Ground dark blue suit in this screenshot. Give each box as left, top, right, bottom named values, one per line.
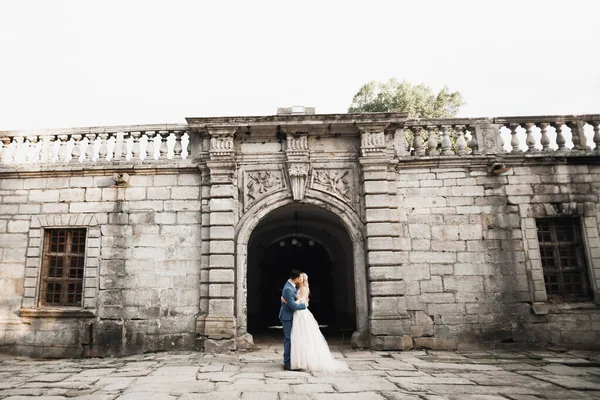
left=279, top=280, right=307, bottom=366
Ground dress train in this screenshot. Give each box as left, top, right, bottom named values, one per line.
left=290, top=309, right=348, bottom=372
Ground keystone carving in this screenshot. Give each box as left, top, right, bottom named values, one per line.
left=287, top=163, right=310, bottom=201
left=312, top=169, right=352, bottom=202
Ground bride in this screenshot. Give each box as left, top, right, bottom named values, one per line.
left=284, top=273, right=348, bottom=372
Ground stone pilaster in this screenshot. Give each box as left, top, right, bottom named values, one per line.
left=203, top=126, right=238, bottom=353
left=358, top=123, right=411, bottom=350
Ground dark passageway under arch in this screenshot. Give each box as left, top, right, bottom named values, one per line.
left=246, top=205, right=356, bottom=338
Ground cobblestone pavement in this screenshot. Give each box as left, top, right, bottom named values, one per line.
left=1, top=339, right=600, bottom=400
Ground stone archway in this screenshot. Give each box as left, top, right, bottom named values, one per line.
left=235, top=189, right=369, bottom=348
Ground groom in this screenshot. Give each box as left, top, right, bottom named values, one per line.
left=279, top=269, right=307, bottom=370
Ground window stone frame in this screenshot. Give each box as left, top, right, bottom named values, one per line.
left=522, top=202, right=600, bottom=314
left=21, top=214, right=100, bottom=317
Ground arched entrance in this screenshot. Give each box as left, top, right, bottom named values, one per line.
left=247, top=205, right=355, bottom=336
left=234, top=190, right=369, bottom=348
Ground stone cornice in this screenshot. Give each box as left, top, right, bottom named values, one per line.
left=186, top=112, right=409, bottom=130
left=0, top=162, right=199, bottom=178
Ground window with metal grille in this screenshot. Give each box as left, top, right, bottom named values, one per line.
left=536, top=217, right=591, bottom=302
left=40, top=228, right=86, bottom=306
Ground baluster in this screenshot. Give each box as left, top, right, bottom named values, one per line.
left=85, top=133, right=96, bottom=161
left=158, top=130, right=169, bottom=159
left=42, top=135, right=55, bottom=163
left=166, top=132, right=176, bottom=159
left=27, top=136, right=39, bottom=163
left=524, top=123, right=538, bottom=152
left=440, top=125, right=453, bottom=155
left=539, top=123, right=551, bottom=152
left=56, top=135, right=69, bottom=162
left=553, top=122, right=566, bottom=151
left=454, top=125, right=468, bottom=155
left=151, top=132, right=161, bottom=160
left=567, top=121, right=589, bottom=151
left=426, top=125, right=439, bottom=156
left=497, top=125, right=506, bottom=152
left=131, top=132, right=141, bottom=161
left=145, top=131, right=156, bottom=160
left=138, top=132, right=148, bottom=161
left=467, top=126, right=479, bottom=155
left=411, top=127, right=425, bottom=156
left=98, top=133, right=109, bottom=161
left=173, top=131, right=183, bottom=158
left=507, top=123, right=521, bottom=153
left=566, top=121, right=581, bottom=151
left=591, top=121, right=600, bottom=153
left=113, top=132, right=124, bottom=161
left=71, top=134, right=82, bottom=162
left=12, top=137, right=25, bottom=164
left=0, top=137, right=11, bottom=164
left=181, top=132, right=190, bottom=159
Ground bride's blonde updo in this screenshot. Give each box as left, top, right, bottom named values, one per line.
left=301, top=273, right=310, bottom=292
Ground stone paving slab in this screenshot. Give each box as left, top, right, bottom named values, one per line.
left=1, top=344, right=600, bottom=399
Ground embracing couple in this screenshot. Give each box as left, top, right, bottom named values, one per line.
left=278, top=269, right=348, bottom=372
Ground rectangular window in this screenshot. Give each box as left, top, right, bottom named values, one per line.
left=536, top=217, right=591, bottom=302
left=40, top=228, right=86, bottom=306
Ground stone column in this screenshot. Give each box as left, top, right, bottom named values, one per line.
left=358, top=123, right=411, bottom=350
left=203, top=126, right=238, bottom=353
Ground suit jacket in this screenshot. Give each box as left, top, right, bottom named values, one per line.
left=278, top=280, right=307, bottom=321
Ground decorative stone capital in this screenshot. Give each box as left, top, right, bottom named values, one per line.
left=285, top=132, right=309, bottom=158
left=358, top=123, right=388, bottom=156
left=207, top=126, right=236, bottom=160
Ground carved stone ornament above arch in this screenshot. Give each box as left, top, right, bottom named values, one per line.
left=243, top=168, right=286, bottom=210
left=311, top=168, right=354, bottom=205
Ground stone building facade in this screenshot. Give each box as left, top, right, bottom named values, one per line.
left=0, top=111, right=599, bottom=358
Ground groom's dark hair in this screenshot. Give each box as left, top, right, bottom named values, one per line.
left=290, top=269, right=302, bottom=280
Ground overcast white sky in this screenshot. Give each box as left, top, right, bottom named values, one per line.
left=1, top=0, right=599, bottom=130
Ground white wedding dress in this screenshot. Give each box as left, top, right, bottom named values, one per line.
left=290, top=287, right=348, bottom=372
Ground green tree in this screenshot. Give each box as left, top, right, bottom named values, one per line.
left=348, top=78, right=464, bottom=118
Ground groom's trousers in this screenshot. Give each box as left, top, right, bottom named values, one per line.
left=281, top=319, right=293, bottom=366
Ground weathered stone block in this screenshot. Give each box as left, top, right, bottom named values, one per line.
left=367, top=237, right=394, bottom=251
left=370, top=281, right=405, bottom=296
left=209, top=254, right=234, bottom=268
left=414, top=337, right=457, bottom=350
left=364, top=181, right=389, bottom=194
left=209, top=240, right=234, bottom=254
left=210, top=226, right=234, bottom=240
left=172, top=186, right=200, bottom=200
left=366, top=209, right=391, bottom=223
left=209, top=284, right=234, bottom=298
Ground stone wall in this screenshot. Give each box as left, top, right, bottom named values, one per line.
left=381, top=162, right=600, bottom=350
left=0, top=170, right=203, bottom=357
left=1, top=113, right=599, bottom=357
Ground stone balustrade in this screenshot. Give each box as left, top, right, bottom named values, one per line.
left=403, top=119, right=482, bottom=157
left=0, top=124, right=190, bottom=165
left=495, top=115, right=600, bottom=154
left=403, top=114, right=600, bottom=157
left=1, top=115, right=598, bottom=166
